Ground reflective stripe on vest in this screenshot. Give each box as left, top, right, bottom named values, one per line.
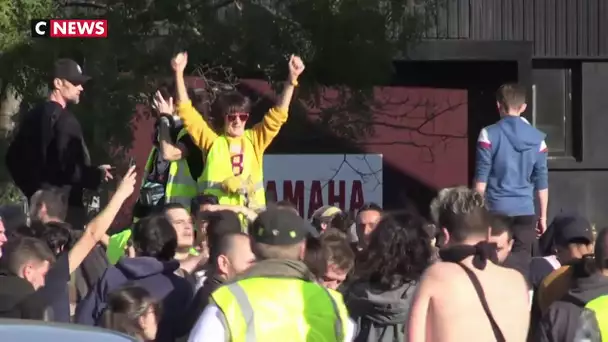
left=198, top=131, right=266, bottom=209
left=144, top=129, right=198, bottom=210
left=585, top=295, right=608, bottom=339
left=212, top=278, right=348, bottom=341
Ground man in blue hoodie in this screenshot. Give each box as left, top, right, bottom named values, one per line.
left=75, top=214, right=193, bottom=341
left=475, top=83, right=549, bottom=259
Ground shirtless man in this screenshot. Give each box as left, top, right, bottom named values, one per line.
left=408, top=187, right=530, bottom=342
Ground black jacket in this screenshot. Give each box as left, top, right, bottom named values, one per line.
left=182, top=272, right=224, bottom=335
left=7, top=101, right=101, bottom=204
left=535, top=273, right=608, bottom=342
left=0, top=273, right=47, bottom=319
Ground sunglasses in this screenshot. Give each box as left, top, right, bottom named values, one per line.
left=226, top=113, right=249, bottom=122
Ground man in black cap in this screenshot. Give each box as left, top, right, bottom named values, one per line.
left=188, top=208, right=355, bottom=341
left=6, top=58, right=113, bottom=230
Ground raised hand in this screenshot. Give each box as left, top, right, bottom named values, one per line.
left=115, top=165, right=137, bottom=200
left=98, top=164, right=114, bottom=182
left=288, top=55, right=305, bottom=82
left=171, top=52, right=188, bottom=74
left=152, top=91, right=174, bottom=114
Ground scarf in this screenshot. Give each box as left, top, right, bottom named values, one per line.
left=439, top=241, right=499, bottom=270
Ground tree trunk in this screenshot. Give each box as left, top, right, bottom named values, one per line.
left=0, top=85, right=21, bottom=137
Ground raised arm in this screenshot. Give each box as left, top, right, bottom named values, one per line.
left=67, top=166, right=137, bottom=274
left=251, top=55, right=305, bottom=152
left=152, top=91, right=187, bottom=161
left=172, top=52, right=218, bottom=151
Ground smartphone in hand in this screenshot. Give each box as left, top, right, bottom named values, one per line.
left=129, top=157, right=136, bottom=168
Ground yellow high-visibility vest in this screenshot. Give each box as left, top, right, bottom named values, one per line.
left=212, top=277, right=350, bottom=341
left=143, top=129, right=198, bottom=210
left=198, top=130, right=265, bottom=209
left=582, top=295, right=608, bottom=340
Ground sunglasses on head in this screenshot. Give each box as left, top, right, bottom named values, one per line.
left=226, top=113, right=249, bottom=122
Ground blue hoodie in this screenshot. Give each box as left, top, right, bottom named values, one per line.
left=75, top=257, right=193, bottom=342
left=475, top=116, right=548, bottom=216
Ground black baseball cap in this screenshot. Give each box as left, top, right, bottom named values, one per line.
left=249, top=208, right=319, bottom=245
left=553, top=214, right=594, bottom=246
left=52, top=59, right=91, bottom=85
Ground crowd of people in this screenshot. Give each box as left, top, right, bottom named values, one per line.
left=0, top=50, right=606, bottom=342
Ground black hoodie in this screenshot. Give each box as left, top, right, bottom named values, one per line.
left=536, top=273, right=608, bottom=342
left=344, top=281, right=417, bottom=342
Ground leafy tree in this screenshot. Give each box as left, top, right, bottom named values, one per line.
left=0, top=0, right=439, bottom=205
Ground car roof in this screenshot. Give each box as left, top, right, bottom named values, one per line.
left=0, top=319, right=137, bottom=342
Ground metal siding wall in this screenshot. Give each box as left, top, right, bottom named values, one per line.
left=425, top=0, right=608, bottom=58
left=601, top=0, right=608, bottom=55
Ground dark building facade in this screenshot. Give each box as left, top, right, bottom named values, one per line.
left=398, top=0, right=608, bottom=225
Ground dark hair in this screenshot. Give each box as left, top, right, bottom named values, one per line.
left=354, top=213, right=431, bottom=289
left=357, top=203, right=383, bottom=217
left=131, top=214, right=177, bottom=261
left=423, top=222, right=438, bottom=240
left=0, top=205, right=27, bottom=234
left=163, top=203, right=187, bottom=213
left=208, top=232, right=249, bottom=269
left=10, top=224, right=36, bottom=239
left=595, top=227, right=608, bottom=269
left=162, top=203, right=188, bottom=221
left=490, top=213, right=513, bottom=239
left=321, top=229, right=355, bottom=273
left=275, top=200, right=298, bottom=213
left=30, top=187, right=69, bottom=221
left=204, top=210, right=242, bottom=238
left=304, top=237, right=328, bottom=280
left=193, top=194, right=219, bottom=207
left=101, top=285, right=159, bottom=338
left=496, top=83, right=527, bottom=112
left=29, top=221, right=72, bottom=255
left=211, top=91, right=251, bottom=119
left=322, top=227, right=348, bottom=241
left=192, top=195, right=219, bottom=216
left=0, top=237, right=56, bottom=275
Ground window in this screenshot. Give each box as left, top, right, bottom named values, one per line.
left=532, top=68, right=572, bottom=156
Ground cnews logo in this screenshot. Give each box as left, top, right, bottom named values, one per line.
left=31, top=19, right=107, bottom=38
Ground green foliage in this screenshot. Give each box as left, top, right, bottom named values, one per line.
left=0, top=181, right=25, bottom=205
left=177, top=0, right=440, bottom=140
left=0, top=0, right=55, bottom=51
left=0, top=0, right=440, bottom=164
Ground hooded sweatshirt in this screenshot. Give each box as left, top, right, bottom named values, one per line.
left=75, top=257, right=193, bottom=342
left=344, top=281, right=416, bottom=342
left=536, top=273, right=608, bottom=342
left=475, top=116, right=548, bottom=216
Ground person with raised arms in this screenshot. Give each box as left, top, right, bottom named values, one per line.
left=171, top=52, right=305, bottom=210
